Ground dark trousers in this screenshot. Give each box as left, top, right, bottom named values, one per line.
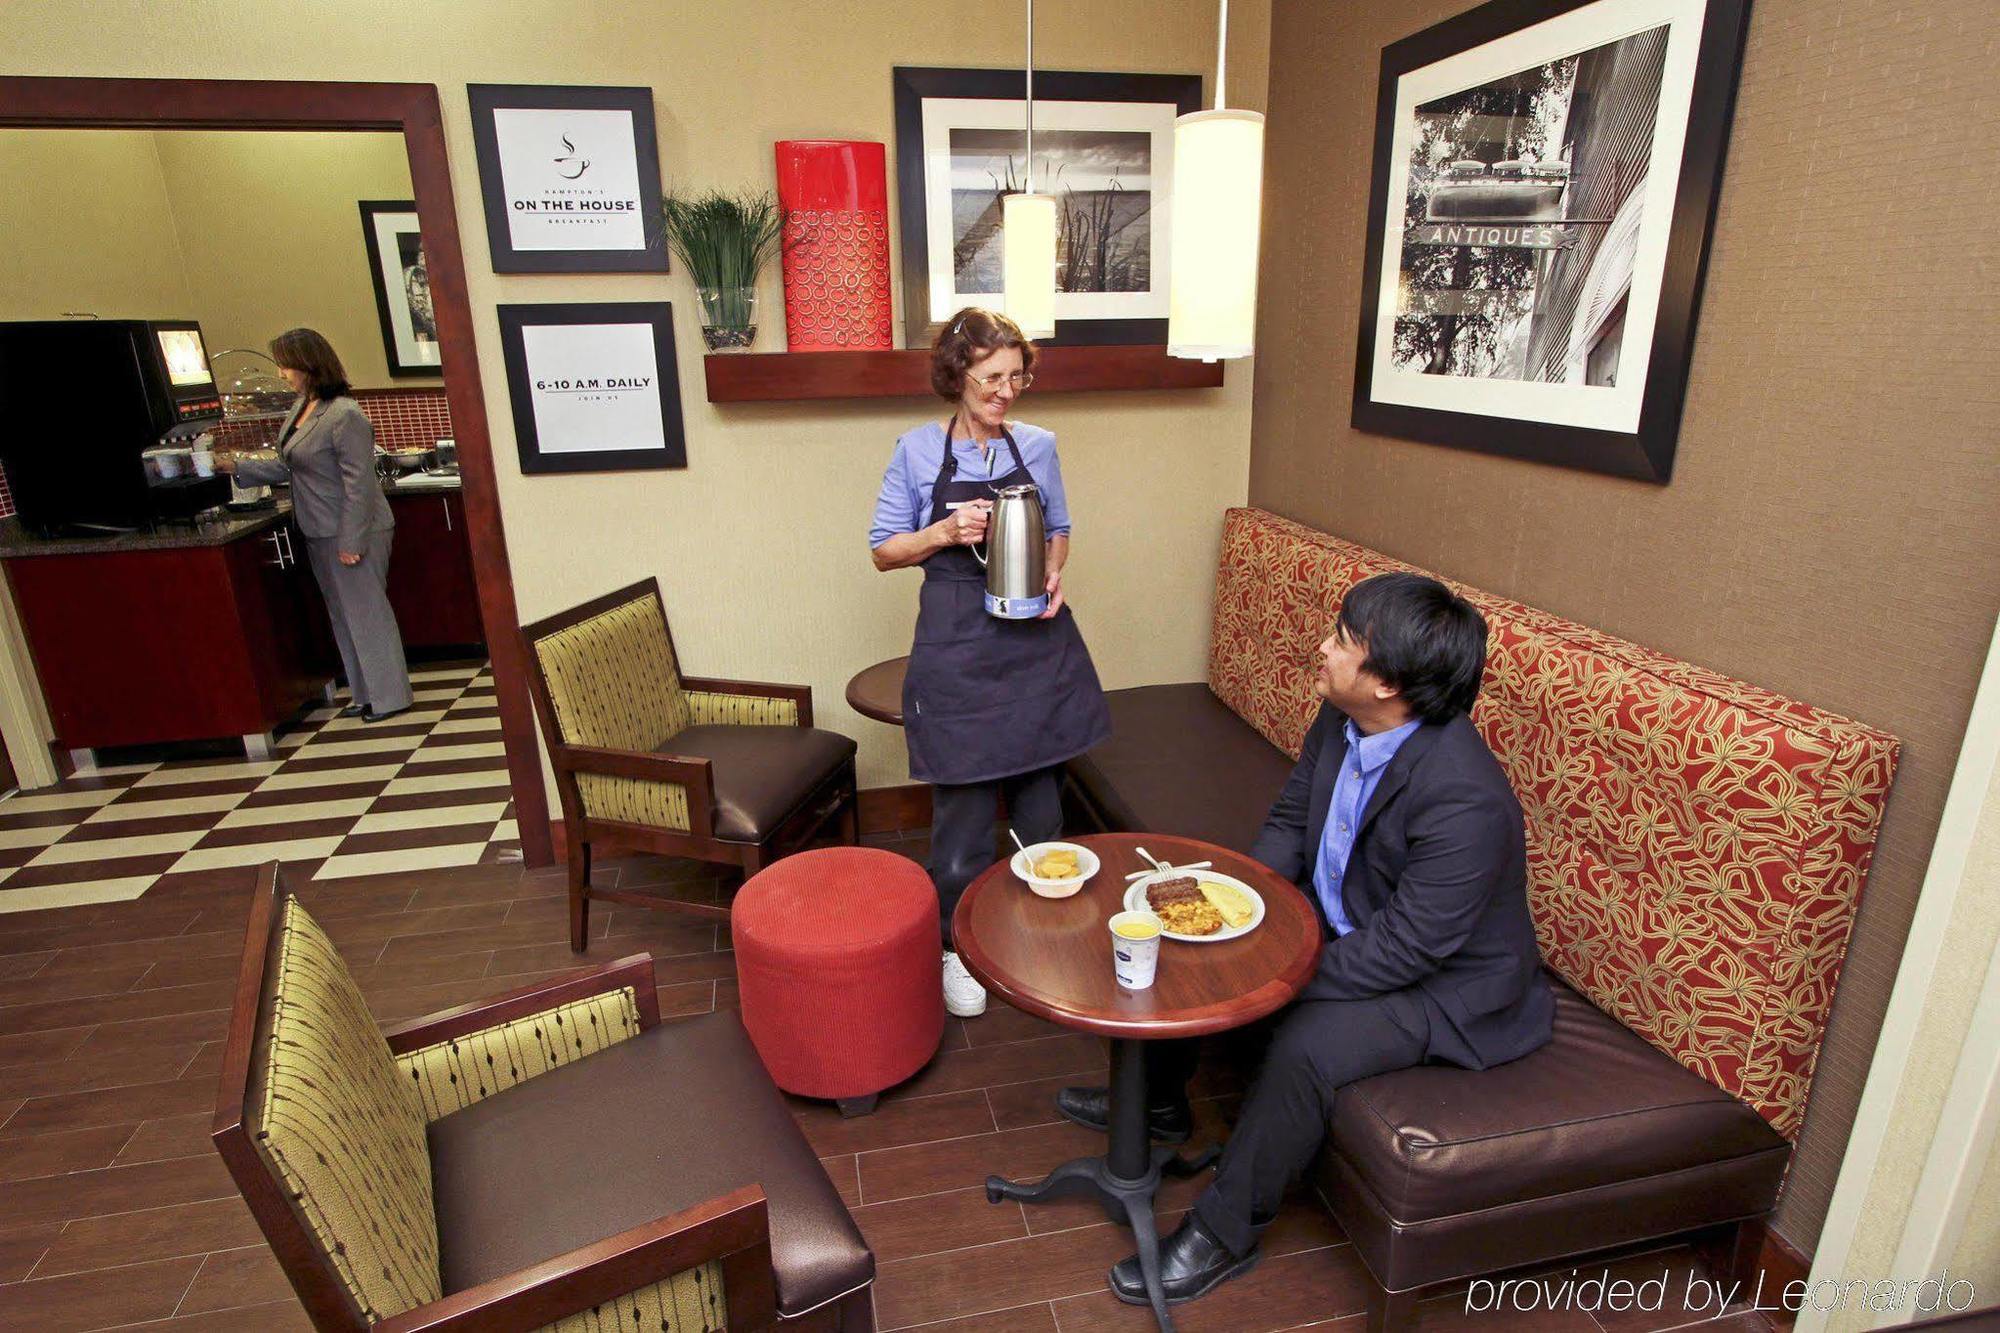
left=929, top=764, right=1063, bottom=946
left=1155, top=992, right=1433, bottom=1259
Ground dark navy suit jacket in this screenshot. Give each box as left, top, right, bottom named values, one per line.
left=1250, top=703, right=1554, bottom=1070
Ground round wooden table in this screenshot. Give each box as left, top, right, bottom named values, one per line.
left=952, top=832, right=1321, bottom=1330
left=844, top=655, right=909, bottom=726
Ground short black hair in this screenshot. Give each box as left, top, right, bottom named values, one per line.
left=1336, top=572, right=1488, bottom=722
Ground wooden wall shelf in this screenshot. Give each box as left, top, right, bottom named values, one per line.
left=703, top=346, right=1224, bottom=403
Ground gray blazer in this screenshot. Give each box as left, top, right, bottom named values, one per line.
left=236, top=396, right=393, bottom=552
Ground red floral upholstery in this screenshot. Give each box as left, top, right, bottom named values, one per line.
left=1208, top=508, right=1898, bottom=1140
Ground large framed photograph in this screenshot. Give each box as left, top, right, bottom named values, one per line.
left=357, top=200, right=442, bottom=378
left=497, top=303, right=685, bottom=475
left=893, top=66, right=1201, bottom=348
left=467, top=84, right=667, bottom=274
left=1352, top=0, right=1751, bottom=482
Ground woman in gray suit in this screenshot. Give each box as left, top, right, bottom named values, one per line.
left=221, top=328, right=412, bottom=722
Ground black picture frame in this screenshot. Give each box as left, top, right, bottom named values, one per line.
left=1351, top=0, right=1752, bottom=483
left=357, top=200, right=443, bottom=378
left=467, top=83, right=667, bottom=274
left=893, top=65, right=1201, bottom=348
left=497, top=302, right=686, bottom=475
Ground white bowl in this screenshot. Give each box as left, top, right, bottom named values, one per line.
left=1011, top=841, right=1100, bottom=898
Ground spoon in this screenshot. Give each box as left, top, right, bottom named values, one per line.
left=1009, top=828, right=1031, bottom=864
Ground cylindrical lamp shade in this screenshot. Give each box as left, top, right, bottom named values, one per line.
left=1002, top=192, right=1059, bottom=339
left=1167, top=109, right=1265, bottom=361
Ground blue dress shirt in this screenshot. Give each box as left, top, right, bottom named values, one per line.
left=868, top=420, right=1070, bottom=549
left=1313, top=716, right=1425, bottom=936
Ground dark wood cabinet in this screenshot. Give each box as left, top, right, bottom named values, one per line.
left=386, top=490, right=484, bottom=652
left=3, top=520, right=332, bottom=751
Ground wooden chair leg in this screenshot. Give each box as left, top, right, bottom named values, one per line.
left=1724, top=1215, right=1769, bottom=1294
left=836, top=1285, right=876, bottom=1331
left=1368, top=1284, right=1419, bottom=1333
left=568, top=838, right=592, bottom=953
left=839, top=772, right=860, bottom=844
left=740, top=843, right=765, bottom=879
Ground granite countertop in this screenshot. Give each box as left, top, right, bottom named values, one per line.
left=0, top=471, right=462, bottom=559
left=0, top=502, right=292, bottom=558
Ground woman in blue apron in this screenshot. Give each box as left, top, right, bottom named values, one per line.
left=869, top=309, right=1112, bottom=1017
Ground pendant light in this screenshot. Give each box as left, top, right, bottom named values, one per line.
left=1002, top=0, right=1058, bottom=339
left=1167, top=0, right=1265, bottom=361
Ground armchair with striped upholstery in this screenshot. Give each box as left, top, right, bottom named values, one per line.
left=521, top=577, right=860, bottom=950
left=212, top=865, right=875, bottom=1331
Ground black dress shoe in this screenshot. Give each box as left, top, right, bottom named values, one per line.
left=1110, top=1214, right=1259, bottom=1305
left=1055, top=1086, right=1192, bottom=1144
left=361, top=705, right=410, bottom=724
left=338, top=703, right=365, bottom=718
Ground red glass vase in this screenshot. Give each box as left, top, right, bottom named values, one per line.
left=775, top=140, right=894, bottom=352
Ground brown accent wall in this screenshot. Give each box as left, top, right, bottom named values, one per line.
left=1254, top=0, right=2000, bottom=1251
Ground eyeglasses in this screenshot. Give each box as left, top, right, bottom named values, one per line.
left=968, top=370, right=1034, bottom=395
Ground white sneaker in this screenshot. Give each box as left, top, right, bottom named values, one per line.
left=942, top=950, right=987, bottom=1017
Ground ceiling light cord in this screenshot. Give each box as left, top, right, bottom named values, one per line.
left=1215, top=0, right=1228, bottom=111
left=1025, top=0, right=1035, bottom=193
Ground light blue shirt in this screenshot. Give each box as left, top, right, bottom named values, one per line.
left=868, top=420, right=1070, bottom=549
left=1313, top=716, right=1425, bottom=936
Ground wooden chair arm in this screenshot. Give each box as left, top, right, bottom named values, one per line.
left=554, top=744, right=718, bottom=839
left=380, top=952, right=661, bottom=1053
left=681, top=676, right=814, bottom=728
left=373, top=1185, right=774, bottom=1333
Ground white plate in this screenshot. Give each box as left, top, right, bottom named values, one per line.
left=1123, top=869, right=1265, bottom=942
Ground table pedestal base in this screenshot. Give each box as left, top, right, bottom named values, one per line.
left=980, top=1038, right=1218, bottom=1331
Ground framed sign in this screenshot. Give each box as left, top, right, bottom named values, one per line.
left=497, top=303, right=685, bottom=474
left=467, top=84, right=667, bottom=273
left=1352, top=0, right=1751, bottom=482
left=357, top=200, right=442, bottom=377
left=893, top=66, right=1200, bottom=348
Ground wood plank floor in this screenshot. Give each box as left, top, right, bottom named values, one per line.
left=0, top=837, right=1774, bottom=1332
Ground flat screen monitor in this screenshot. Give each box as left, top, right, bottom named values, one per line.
left=156, top=327, right=212, bottom=389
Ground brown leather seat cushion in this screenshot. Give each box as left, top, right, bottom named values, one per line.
left=1325, top=979, right=1790, bottom=1221
left=657, top=725, right=856, bottom=842
left=429, top=1010, right=872, bottom=1319
left=1068, top=684, right=1294, bottom=855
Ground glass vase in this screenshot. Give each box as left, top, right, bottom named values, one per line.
left=696, top=285, right=758, bottom=352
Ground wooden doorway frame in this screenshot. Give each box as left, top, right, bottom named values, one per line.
left=0, top=76, right=552, bottom=865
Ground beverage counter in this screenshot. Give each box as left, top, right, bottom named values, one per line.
left=0, top=474, right=478, bottom=761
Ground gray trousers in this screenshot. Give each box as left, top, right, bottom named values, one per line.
left=305, top=530, right=412, bottom=714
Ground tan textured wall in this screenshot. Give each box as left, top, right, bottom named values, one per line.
left=0, top=130, right=192, bottom=321
left=1254, top=0, right=2000, bottom=1250
left=2, top=0, right=1268, bottom=794
left=0, top=129, right=423, bottom=389
left=151, top=131, right=425, bottom=390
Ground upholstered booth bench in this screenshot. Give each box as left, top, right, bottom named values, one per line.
left=1067, top=507, right=1900, bottom=1330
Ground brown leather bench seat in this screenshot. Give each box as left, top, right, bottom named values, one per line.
left=1068, top=684, right=1296, bottom=855
left=429, top=1010, right=874, bottom=1322
left=1320, top=981, right=1792, bottom=1290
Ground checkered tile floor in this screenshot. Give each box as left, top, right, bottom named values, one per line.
left=0, top=663, right=518, bottom=914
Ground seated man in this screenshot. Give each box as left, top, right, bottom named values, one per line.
left=1058, top=571, right=1556, bottom=1305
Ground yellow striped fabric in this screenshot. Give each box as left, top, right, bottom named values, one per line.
left=397, top=989, right=644, bottom=1121
left=575, top=773, right=693, bottom=832
left=531, top=1263, right=727, bottom=1332
left=687, top=691, right=799, bottom=728
left=253, top=899, right=441, bottom=1321
left=535, top=595, right=691, bottom=747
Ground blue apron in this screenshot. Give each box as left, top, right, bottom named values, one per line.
left=902, top=422, right=1112, bottom=786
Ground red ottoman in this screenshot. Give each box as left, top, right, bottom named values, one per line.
left=732, top=847, right=944, bottom=1115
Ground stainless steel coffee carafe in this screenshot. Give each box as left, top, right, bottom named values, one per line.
left=977, top=484, right=1047, bottom=619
